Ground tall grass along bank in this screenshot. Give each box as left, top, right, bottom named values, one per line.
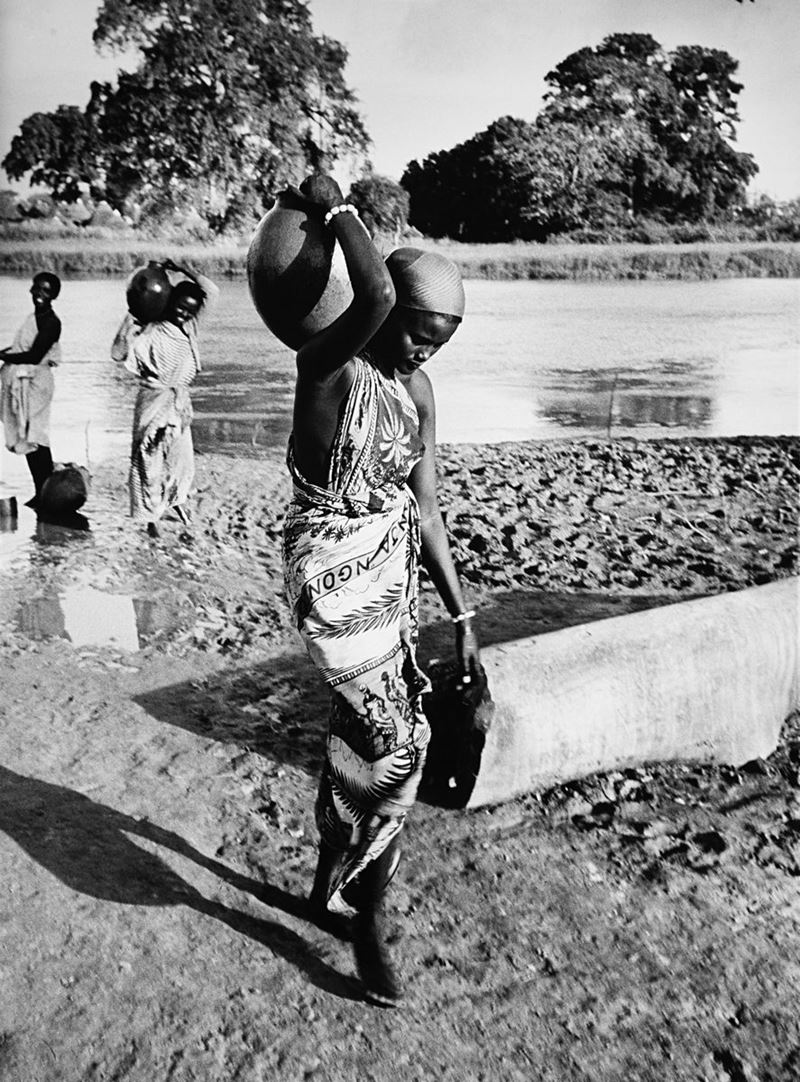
left=1, top=235, right=799, bottom=280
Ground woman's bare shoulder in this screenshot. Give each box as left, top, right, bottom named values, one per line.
left=405, top=368, right=435, bottom=417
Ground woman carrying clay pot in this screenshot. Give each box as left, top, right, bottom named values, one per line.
left=281, top=174, right=480, bottom=1007
left=111, top=259, right=218, bottom=537
left=0, top=271, right=62, bottom=509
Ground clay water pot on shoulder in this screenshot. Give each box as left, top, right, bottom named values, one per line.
left=126, top=261, right=171, bottom=323
left=247, top=188, right=353, bottom=350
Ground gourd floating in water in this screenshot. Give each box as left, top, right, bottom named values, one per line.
left=126, top=261, right=171, bottom=323
left=247, top=188, right=353, bottom=350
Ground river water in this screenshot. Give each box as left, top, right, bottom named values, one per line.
left=0, top=274, right=797, bottom=490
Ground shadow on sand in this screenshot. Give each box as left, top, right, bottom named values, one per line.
left=131, top=586, right=679, bottom=779
left=0, top=765, right=359, bottom=1000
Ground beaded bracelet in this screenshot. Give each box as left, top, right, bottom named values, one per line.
left=451, top=609, right=476, bottom=624
left=323, top=203, right=359, bottom=227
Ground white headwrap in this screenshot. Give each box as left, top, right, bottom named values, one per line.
left=385, top=248, right=465, bottom=320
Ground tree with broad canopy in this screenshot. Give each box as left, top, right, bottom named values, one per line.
left=347, top=173, right=410, bottom=238
left=3, top=0, right=369, bottom=231
left=402, top=33, right=758, bottom=241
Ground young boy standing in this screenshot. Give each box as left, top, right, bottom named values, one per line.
left=0, top=271, right=62, bottom=507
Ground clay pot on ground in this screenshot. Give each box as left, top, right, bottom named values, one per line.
left=246, top=188, right=353, bottom=350
left=40, top=465, right=91, bottom=516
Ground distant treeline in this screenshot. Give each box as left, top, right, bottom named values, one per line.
left=2, top=237, right=798, bottom=282
left=4, top=8, right=797, bottom=245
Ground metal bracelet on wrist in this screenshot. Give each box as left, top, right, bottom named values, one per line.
left=451, top=609, right=476, bottom=625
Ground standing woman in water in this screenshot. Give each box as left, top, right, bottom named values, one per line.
left=282, top=175, right=480, bottom=1007
left=0, top=271, right=62, bottom=508
left=112, top=259, right=218, bottom=536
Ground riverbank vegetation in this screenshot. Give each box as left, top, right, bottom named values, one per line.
left=2, top=228, right=799, bottom=281
left=402, top=36, right=760, bottom=242
left=2, top=3, right=797, bottom=251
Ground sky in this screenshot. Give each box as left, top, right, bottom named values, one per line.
left=1, top=0, right=798, bottom=200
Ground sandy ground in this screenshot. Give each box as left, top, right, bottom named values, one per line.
left=1, top=436, right=799, bottom=1082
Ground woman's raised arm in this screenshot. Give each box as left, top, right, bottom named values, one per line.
left=295, top=175, right=395, bottom=382
left=162, top=259, right=220, bottom=319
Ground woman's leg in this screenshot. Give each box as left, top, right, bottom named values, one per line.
left=24, top=445, right=53, bottom=506
left=351, top=836, right=403, bottom=1007
left=307, top=840, right=354, bottom=940
left=309, top=839, right=340, bottom=912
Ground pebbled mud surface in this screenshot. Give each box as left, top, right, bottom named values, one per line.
left=1, top=436, right=798, bottom=1082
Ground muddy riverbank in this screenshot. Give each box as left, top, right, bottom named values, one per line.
left=1, top=436, right=798, bottom=1081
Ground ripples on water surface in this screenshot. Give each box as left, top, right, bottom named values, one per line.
left=0, top=274, right=797, bottom=493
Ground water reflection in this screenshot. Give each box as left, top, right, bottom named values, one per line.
left=0, top=506, right=19, bottom=533
left=16, top=588, right=186, bottom=651
left=0, top=276, right=796, bottom=473
left=36, top=510, right=92, bottom=537
left=435, top=277, right=798, bottom=443
left=19, top=589, right=139, bottom=649
left=619, top=394, right=713, bottom=428
left=193, top=413, right=292, bottom=453
left=541, top=390, right=714, bottom=429
left=0, top=502, right=93, bottom=566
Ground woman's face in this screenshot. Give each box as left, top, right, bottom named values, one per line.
left=373, top=307, right=459, bottom=378
left=30, top=278, right=56, bottom=310
left=168, top=293, right=201, bottom=328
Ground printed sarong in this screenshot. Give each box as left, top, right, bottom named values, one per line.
left=283, top=357, right=429, bottom=912
left=114, top=316, right=201, bottom=523
left=0, top=313, right=60, bottom=453
left=129, top=384, right=194, bottom=521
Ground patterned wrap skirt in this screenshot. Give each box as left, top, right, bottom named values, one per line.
left=283, top=466, right=431, bottom=913
left=129, top=383, right=194, bottom=522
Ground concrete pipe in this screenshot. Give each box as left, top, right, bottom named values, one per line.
left=467, top=578, right=799, bottom=809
